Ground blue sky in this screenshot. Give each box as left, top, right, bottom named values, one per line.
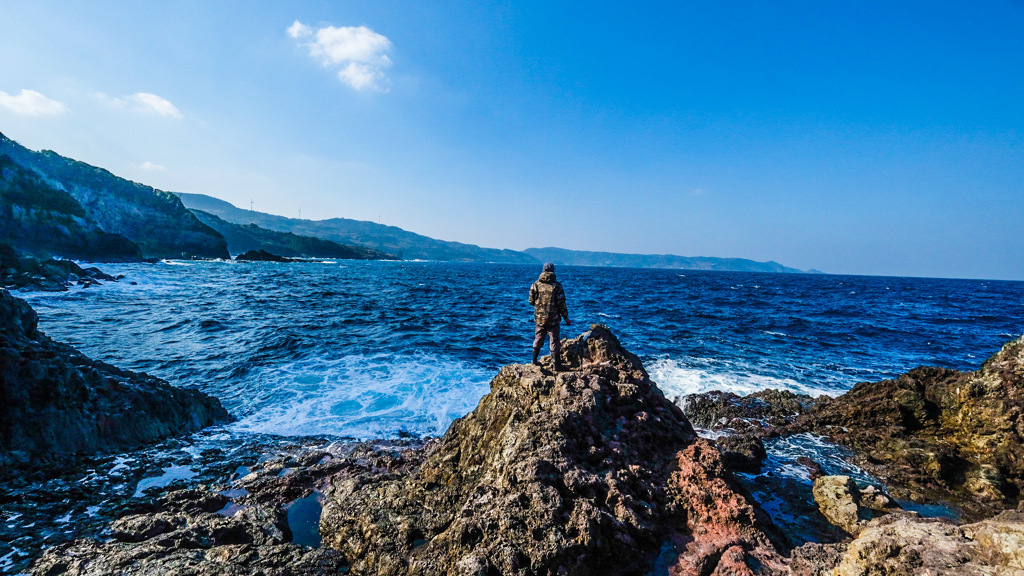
left=1, top=1, right=1022, bottom=279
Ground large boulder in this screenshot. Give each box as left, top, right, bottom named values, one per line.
left=811, top=476, right=900, bottom=537
left=0, top=289, right=232, bottom=475
left=318, top=325, right=786, bottom=576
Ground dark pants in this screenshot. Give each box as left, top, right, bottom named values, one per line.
left=533, top=322, right=560, bottom=358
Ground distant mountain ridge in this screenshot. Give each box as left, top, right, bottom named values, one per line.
left=524, top=247, right=814, bottom=273
left=0, top=132, right=227, bottom=259
left=189, top=209, right=398, bottom=260
left=176, top=193, right=539, bottom=263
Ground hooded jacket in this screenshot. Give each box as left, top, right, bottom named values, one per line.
left=529, top=271, right=569, bottom=327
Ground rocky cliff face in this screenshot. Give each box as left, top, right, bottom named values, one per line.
left=0, top=289, right=232, bottom=475
left=0, top=132, right=227, bottom=260
left=319, top=325, right=786, bottom=576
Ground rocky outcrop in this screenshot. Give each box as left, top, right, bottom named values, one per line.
left=25, top=439, right=423, bottom=576
left=783, top=335, right=1024, bottom=519
left=0, top=289, right=232, bottom=476
left=793, top=510, right=1024, bottom=576
left=191, top=209, right=399, bottom=260
left=0, top=132, right=228, bottom=259
left=1, top=242, right=123, bottom=291
left=235, top=249, right=294, bottom=262
left=318, top=325, right=786, bottom=576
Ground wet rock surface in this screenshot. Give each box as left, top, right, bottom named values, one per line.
left=0, top=289, right=232, bottom=477
left=319, top=325, right=786, bottom=576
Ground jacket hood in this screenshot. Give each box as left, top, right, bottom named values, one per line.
left=539, top=271, right=557, bottom=283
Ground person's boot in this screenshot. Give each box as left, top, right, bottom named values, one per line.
left=553, top=355, right=564, bottom=372
left=531, top=348, right=540, bottom=366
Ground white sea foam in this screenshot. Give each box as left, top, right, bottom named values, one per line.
left=763, top=433, right=878, bottom=484
left=229, top=354, right=492, bottom=439
left=648, top=357, right=837, bottom=400
left=133, top=465, right=198, bottom=497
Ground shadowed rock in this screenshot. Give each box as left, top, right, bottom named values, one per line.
left=318, top=325, right=786, bottom=576
left=0, top=289, right=232, bottom=476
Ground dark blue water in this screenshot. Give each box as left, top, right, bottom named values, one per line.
left=23, top=260, right=1024, bottom=440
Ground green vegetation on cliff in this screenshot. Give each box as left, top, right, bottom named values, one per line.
left=190, top=209, right=398, bottom=260
left=0, top=155, right=141, bottom=261
left=0, top=132, right=227, bottom=260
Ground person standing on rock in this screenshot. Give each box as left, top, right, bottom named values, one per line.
left=529, top=262, right=571, bottom=370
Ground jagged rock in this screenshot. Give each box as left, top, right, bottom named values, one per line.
left=235, top=249, right=293, bottom=262
left=812, top=476, right=900, bottom=537
left=0, top=289, right=232, bottom=476
left=681, top=388, right=824, bottom=431
left=318, top=325, right=786, bottom=576
left=786, top=334, right=1024, bottom=519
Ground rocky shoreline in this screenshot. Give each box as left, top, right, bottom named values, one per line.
left=4, top=296, right=1024, bottom=574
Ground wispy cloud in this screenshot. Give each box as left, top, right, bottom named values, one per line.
left=98, top=92, right=183, bottom=119
left=0, top=89, right=67, bottom=116
left=140, top=161, right=167, bottom=171
left=288, top=20, right=393, bottom=91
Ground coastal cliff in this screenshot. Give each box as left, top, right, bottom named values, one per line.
left=0, top=155, right=141, bottom=261
left=0, top=289, right=232, bottom=475
left=0, top=132, right=228, bottom=260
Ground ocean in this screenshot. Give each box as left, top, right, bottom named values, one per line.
left=24, top=260, right=1024, bottom=440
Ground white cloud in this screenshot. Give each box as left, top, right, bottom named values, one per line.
left=0, top=89, right=67, bottom=116
left=129, top=93, right=183, bottom=118
left=288, top=20, right=393, bottom=91
left=97, top=92, right=183, bottom=119
left=140, top=161, right=167, bottom=171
